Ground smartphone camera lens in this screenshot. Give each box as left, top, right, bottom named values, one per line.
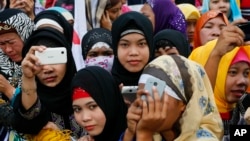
left=153, top=82, right=158, bottom=86
left=61, top=51, right=64, bottom=54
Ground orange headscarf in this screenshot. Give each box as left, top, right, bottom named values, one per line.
left=193, top=10, right=229, bottom=49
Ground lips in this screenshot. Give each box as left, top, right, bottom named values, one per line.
left=43, top=76, right=56, bottom=82
left=128, top=60, right=140, bottom=65
left=84, top=125, right=95, bottom=131
left=231, top=90, right=245, bottom=98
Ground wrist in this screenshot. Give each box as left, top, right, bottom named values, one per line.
left=5, top=85, right=15, bottom=100
left=123, top=128, right=135, bottom=141
left=136, top=130, right=154, bottom=141
left=10, top=87, right=21, bottom=106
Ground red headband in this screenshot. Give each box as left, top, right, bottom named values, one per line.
left=72, top=87, right=90, bottom=101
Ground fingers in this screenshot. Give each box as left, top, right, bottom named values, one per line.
left=42, top=122, right=59, bottom=130
left=21, top=46, right=47, bottom=78
left=230, top=18, right=248, bottom=26
left=161, top=92, right=169, bottom=116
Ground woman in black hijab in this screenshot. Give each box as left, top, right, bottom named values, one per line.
left=81, top=28, right=114, bottom=72
left=71, top=66, right=127, bottom=141
left=12, top=27, right=85, bottom=139
left=34, top=9, right=73, bottom=45
left=111, top=11, right=154, bottom=87
left=153, top=29, right=191, bottom=58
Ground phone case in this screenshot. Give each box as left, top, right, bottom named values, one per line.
left=143, top=77, right=166, bottom=100
left=35, top=47, right=67, bottom=65
left=121, top=86, right=138, bottom=103
left=237, top=22, right=250, bottom=41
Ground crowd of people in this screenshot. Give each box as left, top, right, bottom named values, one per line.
left=0, top=0, right=250, bottom=141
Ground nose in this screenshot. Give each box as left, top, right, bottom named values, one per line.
left=236, top=75, right=249, bottom=87
left=42, top=65, right=53, bottom=74
left=129, top=46, right=139, bottom=56
left=4, top=44, right=13, bottom=52
left=211, top=28, right=220, bottom=37
left=81, top=111, right=91, bottom=122
left=218, top=1, right=226, bottom=8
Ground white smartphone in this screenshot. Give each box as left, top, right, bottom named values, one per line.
left=142, top=77, right=166, bottom=100
left=35, top=47, right=67, bottom=65
left=121, top=86, right=138, bottom=103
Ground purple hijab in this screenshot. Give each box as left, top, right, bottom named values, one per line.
left=148, top=0, right=186, bottom=36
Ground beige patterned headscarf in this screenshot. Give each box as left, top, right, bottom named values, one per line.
left=85, top=0, right=108, bottom=31
left=142, top=55, right=223, bottom=141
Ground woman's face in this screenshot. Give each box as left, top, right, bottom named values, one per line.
left=0, top=32, right=24, bottom=62
left=118, top=33, right=150, bottom=72
left=86, top=46, right=113, bottom=59
left=155, top=47, right=179, bottom=58
left=209, top=0, right=230, bottom=18
left=73, top=97, right=106, bottom=136
left=138, top=83, right=185, bottom=131
left=225, top=62, right=250, bottom=104
left=186, top=19, right=197, bottom=43
left=140, top=3, right=155, bottom=31
left=158, top=94, right=185, bottom=132
left=199, top=16, right=226, bottom=45
left=106, top=2, right=122, bottom=22
left=37, top=63, right=66, bottom=87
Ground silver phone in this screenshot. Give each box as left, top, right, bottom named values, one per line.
left=142, top=77, right=166, bottom=100
left=35, top=47, right=67, bottom=65
left=121, top=86, right=138, bottom=103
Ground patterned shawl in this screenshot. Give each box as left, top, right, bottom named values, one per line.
left=143, top=55, right=223, bottom=141
left=85, top=0, right=108, bottom=31
left=0, top=9, right=35, bottom=96
left=147, top=0, right=187, bottom=36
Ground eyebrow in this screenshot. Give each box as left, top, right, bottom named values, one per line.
left=0, top=38, right=15, bottom=43
left=119, top=37, right=146, bottom=42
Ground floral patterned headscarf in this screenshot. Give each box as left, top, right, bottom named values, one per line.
left=142, top=55, right=223, bottom=141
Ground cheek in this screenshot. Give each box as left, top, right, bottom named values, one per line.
left=57, top=64, right=67, bottom=79
left=117, top=48, right=126, bottom=63
left=74, top=112, right=81, bottom=124
left=199, top=29, right=209, bottom=45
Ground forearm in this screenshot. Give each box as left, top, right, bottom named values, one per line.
left=21, top=75, right=38, bottom=110
left=4, top=84, right=15, bottom=100
left=204, top=49, right=222, bottom=90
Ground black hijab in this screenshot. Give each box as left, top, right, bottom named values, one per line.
left=111, top=11, right=154, bottom=86
left=81, top=28, right=112, bottom=60
left=34, top=9, right=73, bottom=45
left=71, top=66, right=127, bottom=141
left=153, top=29, right=191, bottom=58
left=22, top=27, right=76, bottom=115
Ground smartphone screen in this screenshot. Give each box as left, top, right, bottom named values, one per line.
left=142, top=77, right=166, bottom=100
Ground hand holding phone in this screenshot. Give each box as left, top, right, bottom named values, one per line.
left=142, top=77, right=166, bottom=100
left=35, top=47, right=67, bottom=65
